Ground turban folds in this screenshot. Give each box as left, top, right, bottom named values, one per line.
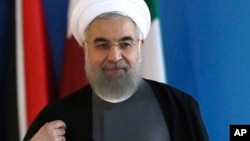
left=70, top=0, right=151, bottom=45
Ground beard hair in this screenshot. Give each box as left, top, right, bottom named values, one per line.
left=85, top=53, right=142, bottom=103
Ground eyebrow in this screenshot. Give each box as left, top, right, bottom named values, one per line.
left=93, top=36, right=135, bottom=43
left=119, top=36, right=135, bottom=42
left=93, top=38, right=109, bottom=43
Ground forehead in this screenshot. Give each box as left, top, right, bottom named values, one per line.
left=86, top=17, right=137, bottom=41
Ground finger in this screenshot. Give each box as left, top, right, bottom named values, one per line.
left=61, top=136, right=66, bottom=141
left=55, top=135, right=66, bottom=141
left=53, top=128, right=66, bottom=136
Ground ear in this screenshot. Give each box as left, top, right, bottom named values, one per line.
left=140, top=39, right=144, bottom=46
left=138, top=39, right=144, bottom=52
left=82, top=42, right=88, bottom=54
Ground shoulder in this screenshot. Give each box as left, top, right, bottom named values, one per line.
left=144, top=79, right=210, bottom=141
left=145, top=79, right=198, bottom=106
left=53, top=85, right=92, bottom=106
left=23, top=85, right=93, bottom=140
left=39, top=85, right=92, bottom=119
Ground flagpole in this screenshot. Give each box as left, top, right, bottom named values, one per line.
left=15, top=0, right=27, bottom=139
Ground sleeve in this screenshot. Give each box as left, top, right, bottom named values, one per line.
left=185, top=95, right=210, bottom=141
left=22, top=105, right=56, bottom=141
left=144, top=79, right=210, bottom=141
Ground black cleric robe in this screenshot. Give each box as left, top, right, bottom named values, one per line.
left=23, top=79, right=209, bottom=141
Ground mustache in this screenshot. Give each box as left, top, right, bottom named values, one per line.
left=102, top=60, right=129, bottom=70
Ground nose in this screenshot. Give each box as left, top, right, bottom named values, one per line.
left=107, top=46, right=122, bottom=62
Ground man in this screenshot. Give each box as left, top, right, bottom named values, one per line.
left=23, top=0, right=209, bottom=141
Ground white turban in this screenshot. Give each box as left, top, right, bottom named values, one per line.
left=70, top=0, right=151, bottom=46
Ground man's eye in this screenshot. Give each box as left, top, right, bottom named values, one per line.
left=119, top=42, right=132, bottom=49
left=96, top=43, right=109, bottom=49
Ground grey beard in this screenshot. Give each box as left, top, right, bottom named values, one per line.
left=85, top=55, right=142, bottom=103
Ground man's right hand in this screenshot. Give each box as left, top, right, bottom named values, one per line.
left=30, top=120, right=67, bottom=141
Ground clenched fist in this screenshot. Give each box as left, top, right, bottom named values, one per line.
left=30, top=120, right=67, bottom=141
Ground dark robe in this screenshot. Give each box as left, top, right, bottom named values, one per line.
left=23, top=79, right=209, bottom=141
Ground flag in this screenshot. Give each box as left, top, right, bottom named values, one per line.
left=41, top=0, right=88, bottom=99
left=59, top=0, right=89, bottom=97
left=16, top=0, right=58, bottom=139
left=143, top=0, right=166, bottom=83
left=21, top=0, right=50, bottom=126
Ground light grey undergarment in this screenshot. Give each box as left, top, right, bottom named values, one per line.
left=92, top=79, right=171, bottom=141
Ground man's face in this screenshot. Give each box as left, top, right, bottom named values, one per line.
left=83, top=17, right=144, bottom=103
